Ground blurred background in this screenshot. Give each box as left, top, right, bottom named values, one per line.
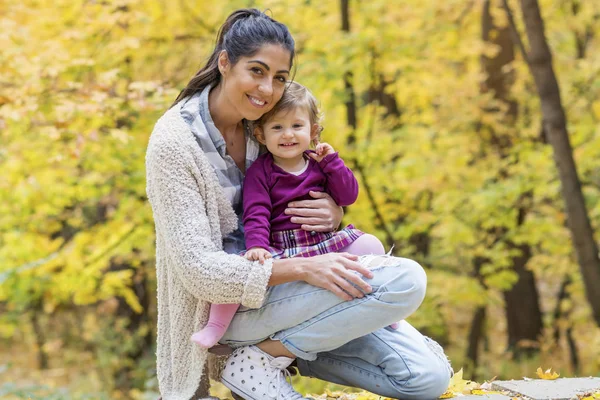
left=1, top=0, right=600, bottom=398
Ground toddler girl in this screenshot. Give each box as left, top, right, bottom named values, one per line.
left=192, top=81, right=385, bottom=348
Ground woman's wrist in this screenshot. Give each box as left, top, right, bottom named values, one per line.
left=269, top=257, right=307, bottom=286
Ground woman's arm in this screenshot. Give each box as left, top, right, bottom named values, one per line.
left=146, top=136, right=271, bottom=308
left=269, top=253, right=374, bottom=301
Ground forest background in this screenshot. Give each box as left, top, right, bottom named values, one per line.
left=1, top=0, right=600, bottom=399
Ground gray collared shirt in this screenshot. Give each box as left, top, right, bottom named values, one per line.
left=180, top=85, right=261, bottom=254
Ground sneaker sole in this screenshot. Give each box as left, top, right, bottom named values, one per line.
left=221, top=376, right=258, bottom=400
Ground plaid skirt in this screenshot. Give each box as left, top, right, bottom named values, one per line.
left=267, top=224, right=364, bottom=259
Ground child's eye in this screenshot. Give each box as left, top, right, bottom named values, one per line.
left=271, top=125, right=282, bottom=130
left=293, top=124, right=303, bottom=128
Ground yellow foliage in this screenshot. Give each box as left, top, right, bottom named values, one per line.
left=2, top=0, right=600, bottom=396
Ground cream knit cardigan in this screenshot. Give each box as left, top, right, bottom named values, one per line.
left=146, top=102, right=274, bottom=400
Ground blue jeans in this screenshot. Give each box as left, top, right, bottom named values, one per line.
left=221, top=255, right=452, bottom=399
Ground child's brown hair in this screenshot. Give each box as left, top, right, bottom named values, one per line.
left=255, top=81, right=323, bottom=140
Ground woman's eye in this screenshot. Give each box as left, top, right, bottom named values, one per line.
left=275, top=76, right=286, bottom=83
left=251, top=67, right=263, bottom=75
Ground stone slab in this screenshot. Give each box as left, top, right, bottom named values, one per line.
left=492, top=377, right=600, bottom=400
left=457, top=395, right=513, bottom=400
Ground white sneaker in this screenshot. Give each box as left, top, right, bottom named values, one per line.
left=221, top=345, right=312, bottom=400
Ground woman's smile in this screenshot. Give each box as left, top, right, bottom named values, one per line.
left=248, top=95, right=267, bottom=108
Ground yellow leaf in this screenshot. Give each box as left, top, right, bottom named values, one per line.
left=439, top=391, right=455, bottom=399
left=446, top=368, right=480, bottom=394
left=471, top=389, right=504, bottom=395
left=536, top=367, right=560, bottom=380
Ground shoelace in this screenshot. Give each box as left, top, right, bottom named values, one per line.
left=266, top=360, right=303, bottom=399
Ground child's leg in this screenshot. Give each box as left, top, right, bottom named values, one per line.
left=191, top=303, right=240, bottom=348
left=339, top=233, right=385, bottom=256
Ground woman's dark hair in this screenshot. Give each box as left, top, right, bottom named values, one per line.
left=172, top=9, right=295, bottom=106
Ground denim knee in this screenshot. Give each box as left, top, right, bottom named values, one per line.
left=377, top=258, right=427, bottom=315
left=388, top=361, right=450, bottom=400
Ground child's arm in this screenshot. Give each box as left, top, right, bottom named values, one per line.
left=242, top=162, right=273, bottom=252
left=309, top=142, right=359, bottom=207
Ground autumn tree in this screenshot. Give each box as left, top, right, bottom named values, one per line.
left=502, top=0, right=600, bottom=326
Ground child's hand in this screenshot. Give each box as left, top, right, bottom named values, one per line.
left=244, top=247, right=272, bottom=264
left=309, top=141, right=336, bottom=163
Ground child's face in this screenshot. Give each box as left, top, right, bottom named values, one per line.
left=258, top=106, right=317, bottom=161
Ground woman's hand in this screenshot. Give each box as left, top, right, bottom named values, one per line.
left=285, top=191, right=343, bottom=232
left=245, top=247, right=272, bottom=264
left=298, top=252, right=374, bottom=301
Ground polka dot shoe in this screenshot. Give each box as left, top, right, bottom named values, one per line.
left=221, top=345, right=313, bottom=400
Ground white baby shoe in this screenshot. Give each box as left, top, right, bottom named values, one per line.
left=221, top=345, right=312, bottom=400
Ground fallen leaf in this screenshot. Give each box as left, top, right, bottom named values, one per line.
left=444, top=368, right=480, bottom=395
left=471, top=389, right=504, bottom=395
left=536, top=367, right=560, bottom=380
left=439, top=391, right=455, bottom=399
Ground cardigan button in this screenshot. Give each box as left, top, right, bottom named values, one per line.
left=310, top=231, right=316, bottom=236
left=289, top=233, right=295, bottom=239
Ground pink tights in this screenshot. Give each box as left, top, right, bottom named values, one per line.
left=191, top=233, right=387, bottom=348
left=338, top=233, right=385, bottom=256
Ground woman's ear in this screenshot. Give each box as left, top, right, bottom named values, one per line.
left=218, top=50, right=230, bottom=76
left=253, top=126, right=267, bottom=145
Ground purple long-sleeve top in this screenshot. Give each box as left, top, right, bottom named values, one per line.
left=242, top=151, right=359, bottom=250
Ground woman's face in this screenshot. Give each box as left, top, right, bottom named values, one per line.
left=219, top=44, right=292, bottom=122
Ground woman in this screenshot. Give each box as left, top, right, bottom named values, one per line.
left=146, top=8, right=452, bottom=400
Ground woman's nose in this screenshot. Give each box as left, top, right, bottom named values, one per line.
left=258, top=80, right=273, bottom=96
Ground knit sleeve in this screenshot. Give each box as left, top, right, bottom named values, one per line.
left=242, top=159, right=272, bottom=250
left=146, top=135, right=272, bottom=308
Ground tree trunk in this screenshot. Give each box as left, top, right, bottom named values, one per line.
left=339, top=0, right=396, bottom=250
left=552, top=276, right=580, bottom=372
left=466, top=306, right=486, bottom=380
left=111, top=255, right=153, bottom=392
left=466, top=257, right=488, bottom=380
left=503, top=244, right=543, bottom=358
left=31, top=304, right=49, bottom=370
left=518, top=0, right=600, bottom=325
left=481, top=0, right=543, bottom=358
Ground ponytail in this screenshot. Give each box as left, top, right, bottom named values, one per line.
left=172, top=9, right=295, bottom=107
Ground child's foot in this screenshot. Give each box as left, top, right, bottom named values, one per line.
left=191, top=323, right=227, bottom=348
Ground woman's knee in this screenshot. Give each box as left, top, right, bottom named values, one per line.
left=376, top=258, right=427, bottom=311
left=388, top=360, right=451, bottom=400
left=412, top=362, right=451, bottom=399
left=388, top=364, right=450, bottom=400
